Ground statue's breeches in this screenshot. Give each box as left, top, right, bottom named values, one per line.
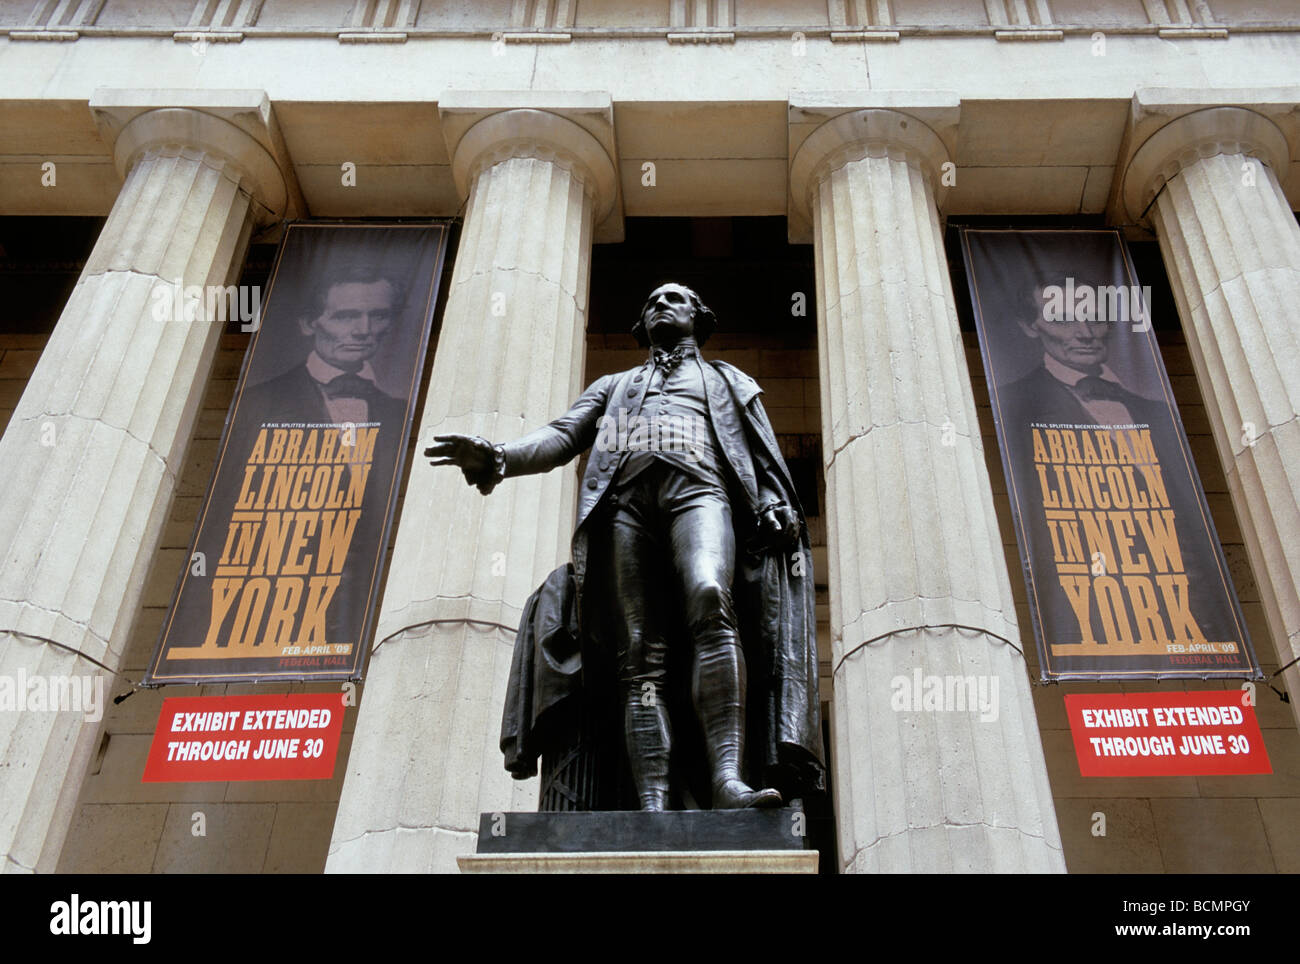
left=604, top=458, right=748, bottom=807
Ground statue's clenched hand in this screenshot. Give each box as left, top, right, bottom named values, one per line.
left=424, top=434, right=503, bottom=495
left=753, top=502, right=800, bottom=553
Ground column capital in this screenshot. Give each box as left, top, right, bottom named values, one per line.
left=1115, top=88, right=1300, bottom=222
left=89, top=89, right=303, bottom=225
left=438, top=91, right=622, bottom=242
left=787, top=96, right=959, bottom=243
left=1122, top=105, right=1292, bottom=221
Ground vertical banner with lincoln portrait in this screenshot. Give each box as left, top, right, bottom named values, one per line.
left=145, top=222, right=449, bottom=684
left=959, top=229, right=1260, bottom=681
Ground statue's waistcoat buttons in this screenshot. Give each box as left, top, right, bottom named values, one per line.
left=587, top=478, right=598, bottom=489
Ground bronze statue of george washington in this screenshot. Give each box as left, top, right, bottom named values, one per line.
left=426, top=283, right=824, bottom=811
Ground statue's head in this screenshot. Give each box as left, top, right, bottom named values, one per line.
left=631, top=282, right=717, bottom=348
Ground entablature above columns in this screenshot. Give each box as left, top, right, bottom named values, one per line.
left=2, top=86, right=1297, bottom=228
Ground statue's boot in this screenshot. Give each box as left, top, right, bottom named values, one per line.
left=694, top=628, right=783, bottom=809
left=639, top=786, right=669, bottom=812
left=713, top=778, right=783, bottom=809
left=626, top=693, right=671, bottom=811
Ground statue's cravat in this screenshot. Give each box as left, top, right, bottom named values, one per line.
left=651, top=343, right=692, bottom=375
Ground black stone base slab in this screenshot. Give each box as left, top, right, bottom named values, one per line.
left=475, top=806, right=809, bottom=853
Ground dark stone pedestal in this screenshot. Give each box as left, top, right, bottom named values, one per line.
left=475, top=805, right=809, bottom=853
left=456, top=806, right=818, bottom=874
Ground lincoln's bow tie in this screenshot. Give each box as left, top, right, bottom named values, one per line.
left=321, top=373, right=378, bottom=400
left=1074, top=375, right=1129, bottom=403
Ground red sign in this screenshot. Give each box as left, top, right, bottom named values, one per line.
left=1065, top=691, right=1270, bottom=777
left=143, top=694, right=345, bottom=782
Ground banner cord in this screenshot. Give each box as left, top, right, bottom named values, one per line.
left=1265, top=655, right=1297, bottom=703
left=1269, top=654, right=1299, bottom=678
left=1034, top=666, right=1289, bottom=701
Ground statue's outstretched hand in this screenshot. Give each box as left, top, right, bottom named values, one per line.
left=424, top=434, right=503, bottom=495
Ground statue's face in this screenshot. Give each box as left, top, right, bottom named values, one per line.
left=640, top=283, right=696, bottom=345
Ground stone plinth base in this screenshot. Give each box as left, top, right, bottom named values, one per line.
left=459, top=807, right=817, bottom=873
left=458, top=850, right=818, bottom=874
left=473, top=806, right=809, bottom=853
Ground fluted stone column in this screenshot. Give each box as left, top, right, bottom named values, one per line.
left=0, top=104, right=287, bottom=872
left=326, top=109, right=617, bottom=873
left=1124, top=106, right=1300, bottom=730
left=790, top=109, right=1065, bottom=873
